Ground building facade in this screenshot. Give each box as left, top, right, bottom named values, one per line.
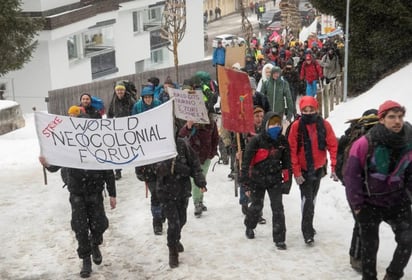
left=1, top=0, right=203, bottom=113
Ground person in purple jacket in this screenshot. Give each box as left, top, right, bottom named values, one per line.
left=344, top=100, right=412, bottom=280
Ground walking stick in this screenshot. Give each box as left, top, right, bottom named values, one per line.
left=33, top=106, right=48, bottom=185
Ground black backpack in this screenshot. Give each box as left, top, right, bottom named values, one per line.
left=335, top=113, right=379, bottom=184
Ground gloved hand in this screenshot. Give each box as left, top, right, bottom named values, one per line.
left=282, top=169, right=289, bottom=182
left=330, top=172, right=339, bottom=182
left=295, top=175, right=305, bottom=185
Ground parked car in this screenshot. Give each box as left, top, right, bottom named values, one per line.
left=259, top=9, right=281, bottom=29
left=212, top=34, right=246, bottom=48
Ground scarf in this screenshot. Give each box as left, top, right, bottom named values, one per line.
left=298, top=114, right=326, bottom=177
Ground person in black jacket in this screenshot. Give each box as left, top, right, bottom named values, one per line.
left=79, top=93, right=101, bottom=119
left=154, top=133, right=207, bottom=268
left=107, top=82, right=136, bottom=180
left=39, top=156, right=116, bottom=278
left=240, top=112, right=292, bottom=250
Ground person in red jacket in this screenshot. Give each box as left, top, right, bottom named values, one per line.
left=300, top=54, right=323, bottom=97
left=287, top=96, right=338, bottom=245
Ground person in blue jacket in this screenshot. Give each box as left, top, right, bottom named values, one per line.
left=212, top=40, right=226, bottom=67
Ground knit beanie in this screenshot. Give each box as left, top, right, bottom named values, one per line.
left=68, top=105, right=81, bottom=116
left=378, top=100, right=404, bottom=118
left=115, top=83, right=126, bottom=91
left=268, top=115, right=282, bottom=126
left=299, top=96, right=318, bottom=111
left=141, top=86, right=154, bottom=97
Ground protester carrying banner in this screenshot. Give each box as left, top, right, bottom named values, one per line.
left=38, top=105, right=116, bottom=279
left=132, top=86, right=165, bottom=235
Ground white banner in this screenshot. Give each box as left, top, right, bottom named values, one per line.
left=168, top=88, right=209, bottom=124
left=35, top=101, right=177, bottom=170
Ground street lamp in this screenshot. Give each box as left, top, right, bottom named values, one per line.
left=343, top=0, right=349, bottom=102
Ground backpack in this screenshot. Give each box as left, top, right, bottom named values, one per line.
left=91, top=96, right=105, bottom=116
left=118, top=80, right=137, bottom=99
left=335, top=114, right=379, bottom=184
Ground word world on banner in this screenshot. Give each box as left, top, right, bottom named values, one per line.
left=35, top=100, right=177, bottom=170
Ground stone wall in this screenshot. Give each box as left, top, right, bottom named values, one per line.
left=0, top=102, right=25, bottom=135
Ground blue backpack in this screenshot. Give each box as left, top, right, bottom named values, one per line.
left=91, top=96, right=105, bottom=116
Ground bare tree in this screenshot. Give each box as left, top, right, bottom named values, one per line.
left=160, top=0, right=186, bottom=83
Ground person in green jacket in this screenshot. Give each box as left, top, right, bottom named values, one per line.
left=260, top=66, right=296, bottom=122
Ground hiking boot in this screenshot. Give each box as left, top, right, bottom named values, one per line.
left=153, top=223, right=163, bottom=235
left=80, top=256, right=92, bottom=278
left=383, top=273, right=399, bottom=280
left=305, top=237, right=314, bottom=246
left=177, top=241, right=184, bottom=253
left=275, top=242, right=287, bottom=250
left=241, top=204, right=248, bottom=215
left=194, top=203, right=203, bottom=217
left=200, top=202, right=207, bottom=211
left=91, top=243, right=102, bottom=265
left=258, top=216, right=266, bottom=224
left=228, top=171, right=235, bottom=180
left=168, top=246, right=179, bottom=268
left=245, top=228, right=255, bottom=239
left=115, top=170, right=122, bottom=180
left=350, top=256, right=362, bottom=273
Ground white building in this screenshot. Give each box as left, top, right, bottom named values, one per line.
left=1, top=0, right=204, bottom=113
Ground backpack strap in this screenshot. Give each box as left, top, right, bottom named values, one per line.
left=363, top=134, right=373, bottom=197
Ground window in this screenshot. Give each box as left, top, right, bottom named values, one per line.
left=67, top=35, right=81, bottom=60
left=151, top=48, right=163, bottom=64
left=133, top=10, right=142, bottom=33
left=83, top=25, right=114, bottom=56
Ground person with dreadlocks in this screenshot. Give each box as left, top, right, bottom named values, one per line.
left=344, top=100, right=412, bottom=280
left=287, top=96, right=338, bottom=246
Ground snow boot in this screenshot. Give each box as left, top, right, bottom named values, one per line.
left=258, top=216, right=266, bottom=224
left=115, top=169, right=122, bottom=180
left=305, top=237, right=314, bottom=246
left=153, top=219, right=163, bottom=235
left=91, top=243, right=102, bottom=265
left=177, top=241, right=184, bottom=253
left=350, top=256, right=362, bottom=273
left=275, top=242, right=287, bottom=250
left=245, top=228, right=255, bottom=239
left=194, top=203, right=203, bottom=217
left=168, top=246, right=179, bottom=268
left=383, top=273, right=399, bottom=280
left=200, top=202, right=207, bottom=211
left=80, top=256, right=92, bottom=278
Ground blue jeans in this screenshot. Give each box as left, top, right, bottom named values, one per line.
left=306, top=80, right=317, bottom=97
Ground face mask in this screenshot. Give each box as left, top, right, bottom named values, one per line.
left=301, top=113, right=317, bottom=123
left=267, top=126, right=282, bottom=140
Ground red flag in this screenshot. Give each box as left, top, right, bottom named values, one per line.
left=218, top=66, right=254, bottom=133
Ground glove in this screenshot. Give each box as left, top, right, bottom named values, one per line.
left=330, top=172, right=339, bottom=182
left=295, top=175, right=305, bottom=185
left=282, top=169, right=290, bottom=182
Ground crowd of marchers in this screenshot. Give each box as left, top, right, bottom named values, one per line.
left=38, top=32, right=411, bottom=280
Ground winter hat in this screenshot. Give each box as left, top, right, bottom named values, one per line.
left=299, top=96, right=318, bottom=111
left=254, top=106, right=264, bottom=114
left=268, top=115, right=282, bottom=126
left=378, top=100, right=405, bottom=118
left=68, top=105, right=81, bottom=116
left=115, top=83, right=126, bottom=91
left=141, top=86, right=154, bottom=97
left=271, top=66, right=281, bottom=74
left=80, top=93, right=91, bottom=101
left=147, top=77, right=160, bottom=86
left=232, top=62, right=241, bottom=70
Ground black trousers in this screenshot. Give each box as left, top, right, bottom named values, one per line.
left=349, top=204, right=361, bottom=260
left=162, top=198, right=189, bottom=247
left=147, top=181, right=163, bottom=223
left=244, top=186, right=286, bottom=243
left=69, top=192, right=108, bottom=259
left=299, top=177, right=321, bottom=240
left=357, top=203, right=412, bottom=280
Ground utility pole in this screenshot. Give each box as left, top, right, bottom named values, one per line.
left=343, top=0, right=350, bottom=102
